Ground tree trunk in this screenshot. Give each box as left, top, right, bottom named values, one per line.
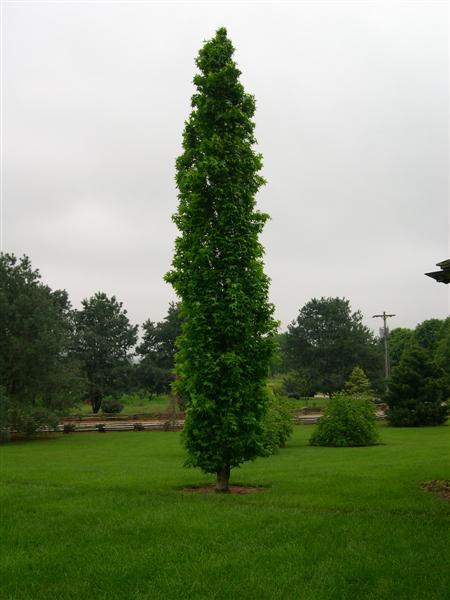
left=216, top=465, right=231, bottom=492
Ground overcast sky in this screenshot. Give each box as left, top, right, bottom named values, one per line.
left=3, top=0, right=449, bottom=333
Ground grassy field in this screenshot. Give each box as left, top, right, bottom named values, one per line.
left=69, top=394, right=173, bottom=416
left=69, top=392, right=326, bottom=418
left=1, top=425, right=449, bottom=599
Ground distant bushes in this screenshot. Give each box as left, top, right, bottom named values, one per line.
left=0, top=387, right=60, bottom=440
left=310, top=394, right=379, bottom=447
left=101, top=398, right=123, bottom=414
left=282, top=370, right=314, bottom=399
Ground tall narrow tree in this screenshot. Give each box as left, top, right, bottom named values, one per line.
left=166, top=28, right=276, bottom=492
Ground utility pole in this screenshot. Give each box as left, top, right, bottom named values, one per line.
left=372, top=312, right=396, bottom=385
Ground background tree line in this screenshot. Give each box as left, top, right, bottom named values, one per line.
left=0, top=254, right=181, bottom=435
left=1, top=253, right=448, bottom=436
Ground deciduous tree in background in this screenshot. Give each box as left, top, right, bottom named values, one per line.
left=166, top=28, right=276, bottom=491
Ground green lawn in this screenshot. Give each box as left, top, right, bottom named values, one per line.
left=69, top=394, right=173, bottom=417
left=1, top=425, right=449, bottom=599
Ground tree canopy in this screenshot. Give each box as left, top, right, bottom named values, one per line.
left=73, top=293, right=138, bottom=413
left=136, top=302, right=182, bottom=394
left=386, top=342, right=448, bottom=426
left=165, top=28, right=277, bottom=491
left=0, top=254, right=84, bottom=435
left=414, top=319, right=444, bottom=353
left=284, top=297, right=382, bottom=396
left=388, top=327, right=414, bottom=370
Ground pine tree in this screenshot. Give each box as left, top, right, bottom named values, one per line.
left=166, top=28, right=276, bottom=491
left=73, top=293, right=138, bottom=413
left=386, top=343, right=448, bottom=426
left=343, top=367, right=373, bottom=398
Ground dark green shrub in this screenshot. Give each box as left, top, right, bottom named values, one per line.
left=133, top=422, right=145, bottom=431
left=310, top=394, right=379, bottom=447
left=0, top=428, right=11, bottom=444
left=386, top=343, right=448, bottom=427
left=0, top=386, right=59, bottom=438
left=9, top=405, right=59, bottom=436
left=0, top=386, right=11, bottom=442
left=261, top=394, right=293, bottom=453
left=283, top=370, right=314, bottom=399
left=63, top=423, right=76, bottom=434
left=101, top=399, right=123, bottom=414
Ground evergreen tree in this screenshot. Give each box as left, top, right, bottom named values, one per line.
left=343, top=366, right=373, bottom=398
left=386, top=343, right=448, bottom=426
left=73, top=293, right=138, bottom=413
left=166, top=28, right=276, bottom=491
left=138, top=302, right=181, bottom=371
left=435, top=318, right=450, bottom=398
left=388, top=327, right=414, bottom=369
left=136, top=303, right=182, bottom=394
left=0, top=254, right=84, bottom=436
left=414, top=319, right=443, bottom=354
left=284, top=297, right=382, bottom=396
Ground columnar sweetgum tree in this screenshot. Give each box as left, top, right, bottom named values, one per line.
left=166, top=28, right=276, bottom=492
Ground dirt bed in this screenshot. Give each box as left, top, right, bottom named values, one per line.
left=182, top=484, right=267, bottom=495
left=421, top=480, right=450, bottom=502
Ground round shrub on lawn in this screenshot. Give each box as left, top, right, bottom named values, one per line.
left=309, top=394, right=379, bottom=447
left=101, top=398, right=123, bottom=414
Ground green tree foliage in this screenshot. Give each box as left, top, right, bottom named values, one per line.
left=310, top=394, right=379, bottom=447
left=283, top=369, right=314, bottom=398
left=136, top=302, right=181, bottom=393
left=414, top=319, right=444, bottom=354
left=165, top=28, right=277, bottom=491
left=0, top=254, right=84, bottom=436
left=435, top=319, right=450, bottom=397
left=268, top=332, right=286, bottom=376
left=343, top=366, right=373, bottom=398
left=388, top=327, right=414, bottom=369
left=73, top=293, right=138, bottom=413
left=284, top=297, right=382, bottom=396
left=386, top=343, right=448, bottom=427
left=261, top=394, right=293, bottom=453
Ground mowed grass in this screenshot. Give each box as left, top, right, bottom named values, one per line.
left=1, top=425, right=449, bottom=599
left=69, top=394, right=173, bottom=416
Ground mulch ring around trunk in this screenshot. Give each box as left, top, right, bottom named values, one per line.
left=182, top=484, right=268, bottom=495
left=421, top=480, right=450, bottom=502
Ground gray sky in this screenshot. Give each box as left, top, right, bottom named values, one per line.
left=3, top=0, right=449, bottom=333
